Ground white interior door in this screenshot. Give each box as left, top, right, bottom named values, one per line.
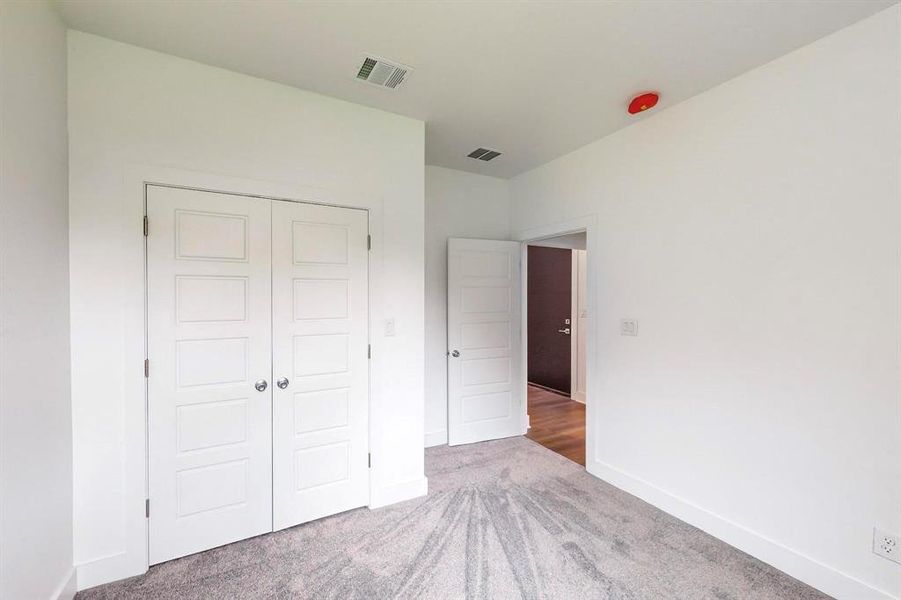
left=147, top=186, right=273, bottom=564
left=271, top=201, right=369, bottom=530
left=447, top=238, right=523, bottom=446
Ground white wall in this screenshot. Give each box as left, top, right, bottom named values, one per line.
left=68, top=32, right=426, bottom=588
left=510, top=6, right=900, bottom=599
left=424, top=166, right=510, bottom=446
left=0, top=2, right=75, bottom=599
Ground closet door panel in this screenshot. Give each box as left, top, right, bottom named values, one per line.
left=147, top=186, right=273, bottom=564
left=271, top=202, right=369, bottom=530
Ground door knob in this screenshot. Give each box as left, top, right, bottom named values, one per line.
left=254, top=379, right=268, bottom=392
left=451, top=350, right=460, bottom=357
left=557, top=328, right=571, bottom=335
left=276, top=377, right=289, bottom=389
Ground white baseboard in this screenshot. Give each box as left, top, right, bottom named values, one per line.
left=587, top=458, right=895, bottom=600
left=425, top=430, right=447, bottom=447
left=50, top=566, right=77, bottom=600
left=76, top=551, right=146, bottom=592
left=369, top=476, right=428, bottom=509
left=572, top=391, right=586, bottom=404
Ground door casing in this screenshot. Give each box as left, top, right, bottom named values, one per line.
left=513, top=216, right=598, bottom=467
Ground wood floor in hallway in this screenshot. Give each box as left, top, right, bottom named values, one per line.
left=524, top=384, right=586, bottom=466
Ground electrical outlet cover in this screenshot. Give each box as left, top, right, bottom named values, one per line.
left=873, top=527, right=901, bottom=565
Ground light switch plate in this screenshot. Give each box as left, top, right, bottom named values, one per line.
left=385, top=318, right=396, bottom=337
left=621, top=319, right=638, bottom=336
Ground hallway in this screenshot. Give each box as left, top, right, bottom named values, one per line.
left=524, top=385, right=586, bottom=466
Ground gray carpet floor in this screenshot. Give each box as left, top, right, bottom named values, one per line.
left=78, top=437, right=830, bottom=599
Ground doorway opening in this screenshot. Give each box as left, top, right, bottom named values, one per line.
left=523, top=232, right=587, bottom=466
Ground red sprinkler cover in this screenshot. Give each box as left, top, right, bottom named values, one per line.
left=628, top=92, right=659, bottom=114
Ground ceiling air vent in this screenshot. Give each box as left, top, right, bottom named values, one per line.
left=467, top=148, right=503, bottom=162
left=356, top=55, right=411, bottom=90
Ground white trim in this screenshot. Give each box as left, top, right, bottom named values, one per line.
left=586, top=459, right=896, bottom=600
left=50, top=567, right=77, bottom=600
left=570, top=250, right=579, bottom=401
left=75, top=552, right=133, bottom=592
left=570, top=249, right=587, bottom=404
left=94, top=164, right=389, bottom=590
left=368, top=477, right=429, bottom=509
left=424, top=430, right=447, bottom=447
left=513, top=215, right=599, bottom=464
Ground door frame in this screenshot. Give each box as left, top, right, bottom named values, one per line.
left=119, top=165, right=382, bottom=579
left=570, top=249, right=587, bottom=404
left=513, top=215, right=598, bottom=467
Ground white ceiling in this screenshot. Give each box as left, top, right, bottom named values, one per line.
left=54, top=0, right=895, bottom=178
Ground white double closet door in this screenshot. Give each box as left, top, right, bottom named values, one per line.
left=147, top=185, right=369, bottom=564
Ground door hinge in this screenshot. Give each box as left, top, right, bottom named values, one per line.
left=367, top=344, right=371, bottom=359
left=368, top=453, right=371, bottom=468
left=367, top=234, right=371, bottom=250
left=144, top=359, right=149, bottom=378
left=143, top=215, right=149, bottom=237
left=145, top=498, right=150, bottom=518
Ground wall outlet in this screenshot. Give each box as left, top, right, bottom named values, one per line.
left=873, top=528, right=901, bottom=564
left=620, top=319, right=638, bottom=336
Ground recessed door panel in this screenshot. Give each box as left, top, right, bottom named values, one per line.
left=176, top=459, right=248, bottom=516
left=461, top=321, right=510, bottom=351
left=292, top=334, right=349, bottom=376
left=293, top=388, right=350, bottom=434
left=462, top=392, right=511, bottom=423
left=292, top=222, right=349, bottom=265
left=147, top=186, right=272, bottom=565
left=272, top=201, right=369, bottom=530
left=461, top=286, right=510, bottom=313
left=176, top=276, right=248, bottom=323
left=294, top=442, right=350, bottom=490
left=176, top=398, right=248, bottom=452
left=176, top=210, right=248, bottom=261
left=176, top=337, right=249, bottom=388
left=293, top=279, right=349, bottom=320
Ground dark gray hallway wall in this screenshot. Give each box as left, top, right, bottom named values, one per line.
left=0, top=1, right=74, bottom=598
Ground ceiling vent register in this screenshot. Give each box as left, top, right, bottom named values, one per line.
left=467, top=148, right=502, bottom=161
left=356, top=55, right=411, bottom=90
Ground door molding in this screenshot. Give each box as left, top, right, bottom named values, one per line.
left=571, top=250, right=587, bottom=404
left=512, top=215, right=599, bottom=466
left=88, top=165, right=385, bottom=588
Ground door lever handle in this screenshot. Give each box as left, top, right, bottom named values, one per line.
left=557, top=328, right=571, bottom=335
